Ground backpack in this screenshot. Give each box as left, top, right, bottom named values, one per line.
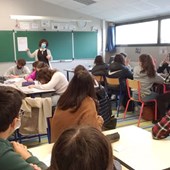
left=95, top=85, right=112, bottom=124
left=95, top=85, right=117, bottom=129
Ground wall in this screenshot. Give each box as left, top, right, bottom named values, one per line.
left=116, top=46, right=170, bottom=67
left=0, top=0, right=103, bottom=52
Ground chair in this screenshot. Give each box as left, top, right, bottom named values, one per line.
left=123, top=79, right=157, bottom=127
left=105, top=77, right=122, bottom=117
left=14, top=97, right=53, bottom=143
left=92, top=75, right=106, bottom=87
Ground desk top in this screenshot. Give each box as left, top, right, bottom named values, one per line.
left=103, top=125, right=170, bottom=170
left=18, top=86, right=55, bottom=95
left=28, top=126, right=170, bottom=170
left=1, top=78, right=55, bottom=95
left=29, top=143, right=53, bottom=167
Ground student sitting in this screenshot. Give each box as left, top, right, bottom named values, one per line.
left=133, top=54, right=165, bottom=120
left=25, top=61, right=49, bottom=82
left=51, top=70, right=104, bottom=142
left=0, top=86, right=47, bottom=170
left=157, top=53, right=170, bottom=76
left=107, top=54, right=133, bottom=111
left=107, top=53, right=133, bottom=90
left=29, top=67, right=68, bottom=106
left=133, top=54, right=164, bottom=101
left=91, top=55, right=108, bottom=76
left=120, top=52, right=132, bottom=71
left=48, top=126, right=121, bottom=170
left=152, top=110, right=170, bottom=139
left=4, top=58, right=30, bottom=78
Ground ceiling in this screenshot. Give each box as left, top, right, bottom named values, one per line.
left=42, top=0, right=170, bottom=23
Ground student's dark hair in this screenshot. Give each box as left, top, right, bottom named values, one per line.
left=139, top=54, right=156, bottom=77
left=74, top=65, right=87, bottom=74
left=39, top=39, right=48, bottom=47
left=48, top=126, right=113, bottom=170
left=0, top=86, right=25, bottom=132
left=17, top=58, right=26, bottom=66
left=32, top=61, right=40, bottom=68
left=36, top=67, right=56, bottom=83
left=114, top=54, right=125, bottom=65
left=94, top=55, right=104, bottom=65
left=120, top=52, right=127, bottom=58
left=57, top=70, right=97, bottom=112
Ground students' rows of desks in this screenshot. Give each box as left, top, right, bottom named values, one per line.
left=29, top=125, right=170, bottom=170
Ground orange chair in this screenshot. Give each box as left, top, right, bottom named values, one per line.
left=92, top=75, right=106, bottom=87
left=123, top=79, right=157, bottom=126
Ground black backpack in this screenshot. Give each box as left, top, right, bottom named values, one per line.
left=96, top=85, right=111, bottom=123
left=95, top=85, right=117, bottom=129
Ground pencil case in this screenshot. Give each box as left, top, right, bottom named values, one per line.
left=22, top=81, right=35, bottom=86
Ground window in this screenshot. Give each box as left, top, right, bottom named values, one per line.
left=160, top=19, right=170, bottom=43
left=116, top=21, right=158, bottom=45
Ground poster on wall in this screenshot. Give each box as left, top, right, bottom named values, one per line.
left=17, top=37, right=28, bottom=51
left=19, top=22, right=30, bottom=30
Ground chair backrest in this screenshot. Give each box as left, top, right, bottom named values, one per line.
left=126, top=79, right=142, bottom=101
left=106, top=77, right=119, bottom=86
left=93, top=75, right=104, bottom=82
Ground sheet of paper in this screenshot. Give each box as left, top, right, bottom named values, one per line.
left=42, top=154, right=51, bottom=167
left=17, top=37, right=28, bottom=51
left=113, top=144, right=126, bottom=152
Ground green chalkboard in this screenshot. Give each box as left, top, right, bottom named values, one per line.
left=0, top=31, right=14, bottom=62
left=15, top=31, right=73, bottom=61
left=0, top=31, right=97, bottom=62
left=74, top=31, right=97, bottom=59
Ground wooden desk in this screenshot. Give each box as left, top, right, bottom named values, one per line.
left=104, top=125, right=170, bottom=170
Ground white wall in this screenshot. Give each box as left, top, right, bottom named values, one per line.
left=1, top=0, right=101, bottom=30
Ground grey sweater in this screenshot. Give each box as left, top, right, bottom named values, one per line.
left=133, top=65, right=164, bottom=95
left=4, top=66, right=30, bottom=78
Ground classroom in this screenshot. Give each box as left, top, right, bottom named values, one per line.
left=0, top=0, right=170, bottom=170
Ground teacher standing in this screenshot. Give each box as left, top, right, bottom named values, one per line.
left=26, top=39, right=53, bottom=67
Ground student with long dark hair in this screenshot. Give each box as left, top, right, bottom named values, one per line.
left=48, top=126, right=121, bottom=170
left=51, top=70, right=104, bottom=142
left=133, top=54, right=164, bottom=101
